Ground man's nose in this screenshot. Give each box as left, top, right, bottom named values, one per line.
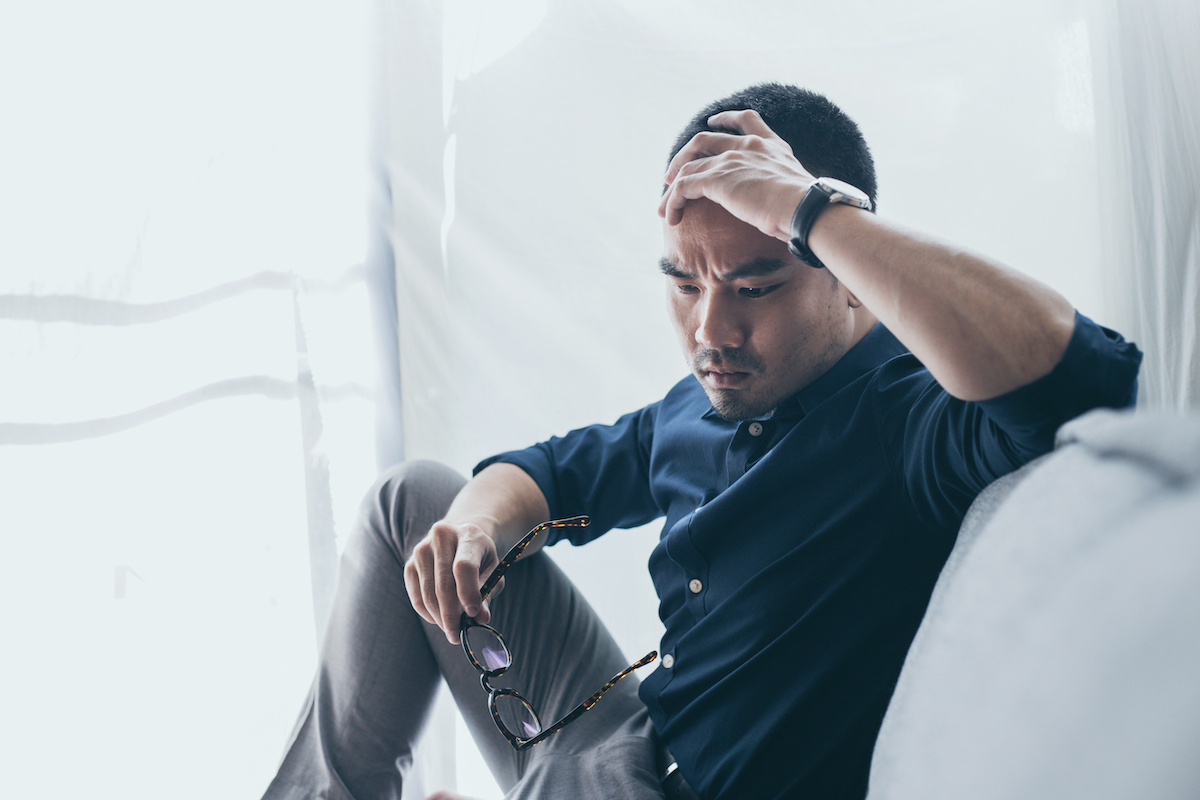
left=695, top=293, right=745, bottom=350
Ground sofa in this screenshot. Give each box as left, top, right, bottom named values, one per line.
left=867, top=408, right=1200, bottom=799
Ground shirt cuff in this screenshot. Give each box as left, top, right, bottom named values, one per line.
left=978, top=311, right=1143, bottom=453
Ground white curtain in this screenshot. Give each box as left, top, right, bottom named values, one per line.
left=0, top=3, right=381, bottom=798
left=380, top=0, right=1200, bottom=796
left=1095, top=0, right=1200, bottom=410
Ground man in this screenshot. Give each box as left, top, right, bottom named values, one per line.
left=265, top=84, right=1141, bottom=800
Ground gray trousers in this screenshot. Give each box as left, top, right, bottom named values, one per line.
left=263, top=461, right=671, bottom=800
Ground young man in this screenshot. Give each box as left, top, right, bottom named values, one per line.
left=265, top=84, right=1141, bottom=800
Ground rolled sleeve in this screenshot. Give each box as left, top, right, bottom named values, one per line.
left=977, top=311, right=1142, bottom=455
left=474, top=404, right=663, bottom=546
left=891, top=312, right=1142, bottom=533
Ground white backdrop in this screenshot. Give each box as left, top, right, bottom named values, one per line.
left=379, top=0, right=1198, bottom=795
left=0, top=3, right=378, bottom=798
left=1, top=1, right=1193, bottom=798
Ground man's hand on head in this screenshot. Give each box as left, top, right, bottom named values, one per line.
left=660, top=109, right=815, bottom=241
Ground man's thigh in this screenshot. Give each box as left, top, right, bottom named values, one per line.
left=443, top=548, right=666, bottom=795
left=505, top=706, right=667, bottom=800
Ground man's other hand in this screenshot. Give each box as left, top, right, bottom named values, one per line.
left=404, top=520, right=503, bottom=644
left=660, top=109, right=813, bottom=241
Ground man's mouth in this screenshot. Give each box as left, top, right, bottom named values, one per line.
left=692, top=349, right=761, bottom=390
left=701, top=367, right=751, bottom=389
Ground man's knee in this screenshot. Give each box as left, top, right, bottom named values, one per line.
left=363, top=460, right=468, bottom=561
left=370, top=459, right=466, bottom=502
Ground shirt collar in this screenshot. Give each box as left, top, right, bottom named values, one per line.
left=700, top=323, right=908, bottom=421
left=794, top=323, right=908, bottom=414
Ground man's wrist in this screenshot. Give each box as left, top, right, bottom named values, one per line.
left=787, top=178, right=873, bottom=268
left=772, top=185, right=808, bottom=242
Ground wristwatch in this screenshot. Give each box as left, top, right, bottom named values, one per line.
left=787, top=177, right=873, bottom=269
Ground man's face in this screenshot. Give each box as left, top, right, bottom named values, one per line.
left=661, top=199, right=865, bottom=421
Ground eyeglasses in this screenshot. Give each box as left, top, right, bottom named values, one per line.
left=459, top=515, right=658, bottom=750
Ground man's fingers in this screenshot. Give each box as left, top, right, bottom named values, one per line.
left=706, top=108, right=778, bottom=139
left=658, top=109, right=810, bottom=237
left=664, top=130, right=738, bottom=184
left=430, top=526, right=466, bottom=641
left=403, top=558, right=436, bottom=627
left=453, top=535, right=496, bottom=623
left=408, top=540, right=444, bottom=626
left=402, top=524, right=470, bottom=643
left=659, top=131, right=779, bottom=226
left=665, top=135, right=768, bottom=185
left=663, top=109, right=782, bottom=184
left=659, top=159, right=716, bottom=226
left=403, top=522, right=504, bottom=644
left=659, top=181, right=691, bottom=226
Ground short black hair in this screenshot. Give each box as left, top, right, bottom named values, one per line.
left=668, top=82, right=878, bottom=209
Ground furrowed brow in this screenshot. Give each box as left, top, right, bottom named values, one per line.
left=723, top=257, right=790, bottom=281
left=659, top=256, right=791, bottom=282
left=659, top=257, right=693, bottom=279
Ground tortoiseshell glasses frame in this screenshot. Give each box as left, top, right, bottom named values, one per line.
left=459, top=515, right=658, bottom=750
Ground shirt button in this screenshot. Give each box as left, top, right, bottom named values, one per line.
left=689, top=578, right=703, bottom=594
left=748, top=422, right=764, bottom=437
left=662, top=653, right=675, bottom=669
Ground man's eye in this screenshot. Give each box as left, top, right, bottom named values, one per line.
left=739, top=285, right=778, bottom=298
left=676, top=284, right=700, bottom=294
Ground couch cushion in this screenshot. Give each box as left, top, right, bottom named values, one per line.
left=867, top=408, right=1200, bottom=800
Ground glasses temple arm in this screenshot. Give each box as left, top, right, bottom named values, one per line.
left=477, top=515, right=590, bottom=603
left=515, top=650, right=658, bottom=750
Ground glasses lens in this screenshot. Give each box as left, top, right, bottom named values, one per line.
left=495, top=693, right=541, bottom=740
left=464, top=625, right=511, bottom=674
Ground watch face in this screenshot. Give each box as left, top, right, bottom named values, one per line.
left=818, top=178, right=871, bottom=210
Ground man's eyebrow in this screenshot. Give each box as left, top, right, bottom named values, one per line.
left=725, top=257, right=790, bottom=281
left=659, top=257, right=692, bottom=279
left=658, top=256, right=791, bottom=282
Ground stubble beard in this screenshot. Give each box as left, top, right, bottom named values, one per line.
left=690, top=348, right=775, bottom=422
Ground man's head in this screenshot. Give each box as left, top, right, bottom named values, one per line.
left=667, top=82, right=877, bottom=209
left=661, top=84, right=878, bottom=421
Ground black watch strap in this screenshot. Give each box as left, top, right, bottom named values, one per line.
left=787, top=178, right=873, bottom=269
left=787, top=183, right=836, bottom=269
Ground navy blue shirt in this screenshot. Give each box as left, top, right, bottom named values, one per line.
left=478, top=313, right=1141, bottom=800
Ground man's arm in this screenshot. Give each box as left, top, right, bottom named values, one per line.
left=404, top=462, right=549, bottom=643
left=409, top=400, right=663, bottom=643
left=659, top=109, right=1076, bottom=401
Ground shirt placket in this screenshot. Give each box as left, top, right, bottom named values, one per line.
left=725, top=418, right=774, bottom=484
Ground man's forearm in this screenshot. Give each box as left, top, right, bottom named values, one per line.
left=442, top=462, right=551, bottom=555
left=808, top=205, right=1077, bottom=401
